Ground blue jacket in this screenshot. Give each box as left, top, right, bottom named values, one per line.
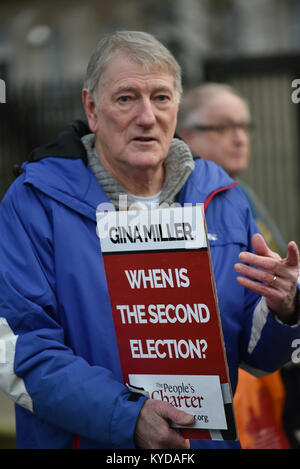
left=0, top=123, right=299, bottom=449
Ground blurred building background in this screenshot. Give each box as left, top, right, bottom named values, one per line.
left=0, top=0, right=299, bottom=449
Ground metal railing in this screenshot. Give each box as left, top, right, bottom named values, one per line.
left=0, top=81, right=85, bottom=199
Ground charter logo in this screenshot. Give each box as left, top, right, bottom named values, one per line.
left=152, top=380, right=205, bottom=411
left=0, top=79, right=6, bottom=103
left=129, top=374, right=227, bottom=430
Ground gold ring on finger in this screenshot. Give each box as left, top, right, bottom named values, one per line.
left=269, top=275, right=277, bottom=287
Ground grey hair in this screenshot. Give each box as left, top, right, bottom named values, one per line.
left=177, top=83, right=249, bottom=129
left=83, top=30, right=182, bottom=103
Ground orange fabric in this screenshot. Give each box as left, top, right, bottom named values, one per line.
left=234, top=369, right=290, bottom=449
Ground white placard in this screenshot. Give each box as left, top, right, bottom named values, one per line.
left=97, top=205, right=207, bottom=253
left=128, top=374, right=227, bottom=430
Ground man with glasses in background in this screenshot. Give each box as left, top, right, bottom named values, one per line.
left=177, top=83, right=292, bottom=448
left=177, top=82, right=286, bottom=254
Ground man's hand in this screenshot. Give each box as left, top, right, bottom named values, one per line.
left=234, top=233, right=300, bottom=323
left=134, top=399, right=194, bottom=449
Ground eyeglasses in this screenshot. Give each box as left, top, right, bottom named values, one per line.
left=189, top=123, right=254, bottom=135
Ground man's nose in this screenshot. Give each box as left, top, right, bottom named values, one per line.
left=136, top=99, right=156, bottom=127
left=232, top=126, right=249, bottom=145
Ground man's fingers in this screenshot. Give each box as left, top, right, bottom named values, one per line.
left=135, top=399, right=194, bottom=449
left=158, top=405, right=193, bottom=449
left=238, top=251, right=279, bottom=272
left=286, top=241, right=300, bottom=267
left=236, top=236, right=299, bottom=321
left=251, top=233, right=281, bottom=260
left=159, top=402, right=194, bottom=426
left=238, top=239, right=300, bottom=279
left=235, top=262, right=287, bottom=289
left=252, top=233, right=271, bottom=257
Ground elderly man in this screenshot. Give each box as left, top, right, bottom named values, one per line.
left=0, top=31, right=299, bottom=450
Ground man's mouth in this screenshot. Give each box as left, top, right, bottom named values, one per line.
left=133, top=136, right=156, bottom=142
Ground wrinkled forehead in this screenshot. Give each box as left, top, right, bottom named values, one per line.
left=98, top=51, right=179, bottom=99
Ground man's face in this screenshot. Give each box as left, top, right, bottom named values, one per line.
left=85, top=53, right=179, bottom=178
left=182, top=91, right=251, bottom=178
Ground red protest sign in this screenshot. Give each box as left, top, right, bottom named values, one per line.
left=97, top=206, right=237, bottom=440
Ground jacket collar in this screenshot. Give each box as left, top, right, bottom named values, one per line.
left=28, top=120, right=90, bottom=165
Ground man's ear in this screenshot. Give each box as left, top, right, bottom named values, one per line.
left=82, top=89, right=99, bottom=133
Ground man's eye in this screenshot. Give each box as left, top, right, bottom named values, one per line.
left=118, top=96, right=131, bottom=103
left=156, top=95, right=168, bottom=101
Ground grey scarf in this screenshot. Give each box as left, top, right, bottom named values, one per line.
left=81, top=133, right=195, bottom=210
